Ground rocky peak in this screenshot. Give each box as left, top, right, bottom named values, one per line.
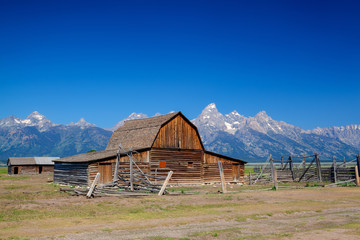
left=194, top=103, right=225, bottom=126
left=203, top=103, right=218, bottom=113
left=27, top=111, right=46, bottom=121
left=0, top=115, right=22, bottom=127
left=23, top=111, right=54, bottom=130
left=111, top=112, right=148, bottom=131
left=128, top=112, right=148, bottom=119
left=254, top=111, right=270, bottom=121
left=74, top=118, right=96, bottom=128
left=225, top=110, right=246, bottom=123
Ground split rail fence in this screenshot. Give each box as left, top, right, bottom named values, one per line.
left=249, top=153, right=360, bottom=186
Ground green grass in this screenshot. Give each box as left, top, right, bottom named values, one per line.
left=0, top=176, right=30, bottom=181
left=0, top=167, right=8, bottom=175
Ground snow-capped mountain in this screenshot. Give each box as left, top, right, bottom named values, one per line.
left=192, top=103, right=360, bottom=160
left=110, top=111, right=176, bottom=131
left=0, top=112, right=112, bottom=160
left=1, top=106, right=360, bottom=162
left=111, top=113, right=148, bottom=131
left=308, top=125, right=360, bottom=149
left=69, top=118, right=97, bottom=129
left=0, top=111, right=56, bottom=131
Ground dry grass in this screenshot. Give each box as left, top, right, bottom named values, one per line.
left=1, top=167, right=360, bottom=239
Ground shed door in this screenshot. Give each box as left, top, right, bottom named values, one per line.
left=99, top=163, right=112, bottom=184
left=232, top=164, right=240, bottom=181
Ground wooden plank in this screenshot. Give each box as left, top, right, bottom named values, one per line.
left=158, top=171, right=173, bottom=196
left=113, top=147, right=120, bottom=182
left=87, top=172, right=100, bottom=198
left=218, top=161, right=227, bottom=193
left=273, top=167, right=278, bottom=190
left=355, top=166, right=360, bottom=186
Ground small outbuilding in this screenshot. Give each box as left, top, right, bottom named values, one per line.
left=7, top=157, right=59, bottom=175
left=54, top=112, right=246, bottom=186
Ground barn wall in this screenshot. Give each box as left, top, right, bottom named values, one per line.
left=8, top=165, right=36, bottom=175
left=203, top=153, right=245, bottom=183
left=88, top=157, right=116, bottom=184
left=40, top=165, right=54, bottom=174
left=88, top=151, right=150, bottom=184
left=150, top=148, right=203, bottom=184
left=8, top=165, right=54, bottom=175
left=54, top=163, right=88, bottom=186
left=152, top=115, right=203, bottom=150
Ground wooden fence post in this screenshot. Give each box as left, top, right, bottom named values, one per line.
left=302, top=155, right=306, bottom=173
left=273, top=167, right=278, bottom=190
left=332, top=156, right=337, bottom=183
left=315, top=153, right=322, bottom=182
left=281, top=156, right=284, bottom=169
left=289, top=156, right=295, bottom=181
left=158, top=171, right=173, bottom=196
left=249, top=171, right=252, bottom=185
left=113, top=145, right=121, bottom=182
left=355, top=166, right=360, bottom=186
left=357, top=154, right=360, bottom=179
left=218, top=161, right=227, bottom=193
left=270, top=156, right=278, bottom=190
left=129, top=150, right=134, bottom=191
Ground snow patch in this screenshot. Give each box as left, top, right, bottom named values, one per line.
left=224, top=122, right=236, bottom=134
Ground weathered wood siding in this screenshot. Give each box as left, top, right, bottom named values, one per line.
left=150, top=148, right=203, bottom=184
left=88, top=158, right=116, bottom=184
left=8, top=165, right=53, bottom=175
left=38, top=165, right=54, bottom=174
left=152, top=115, right=203, bottom=150
left=54, top=163, right=88, bottom=186
left=203, top=153, right=245, bottom=183
left=88, top=151, right=150, bottom=184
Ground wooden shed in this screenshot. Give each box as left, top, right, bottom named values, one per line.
left=7, top=157, right=59, bottom=175
left=54, top=112, right=246, bottom=186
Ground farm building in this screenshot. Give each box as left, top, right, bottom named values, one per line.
left=7, top=157, right=59, bottom=175
left=53, top=112, right=246, bottom=186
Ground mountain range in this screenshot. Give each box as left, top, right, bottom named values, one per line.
left=0, top=112, right=112, bottom=161
left=1, top=104, right=359, bottom=162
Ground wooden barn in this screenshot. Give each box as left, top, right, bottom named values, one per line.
left=53, top=112, right=246, bottom=186
left=7, top=157, right=59, bottom=175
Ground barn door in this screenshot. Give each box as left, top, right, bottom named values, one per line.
left=232, top=164, right=240, bottom=181
left=99, top=163, right=112, bottom=184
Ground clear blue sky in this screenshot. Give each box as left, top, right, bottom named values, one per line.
left=1, top=0, right=359, bottom=130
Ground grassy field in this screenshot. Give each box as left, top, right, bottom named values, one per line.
left=1, top=167, right=360, bottom=240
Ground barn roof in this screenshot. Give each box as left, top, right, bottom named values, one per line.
left=106, top=112, right=181, bottom=150
left=7, top=157, right=59, bottom=166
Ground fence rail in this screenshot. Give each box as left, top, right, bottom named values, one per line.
left=247, top=153, right=360, bottom=185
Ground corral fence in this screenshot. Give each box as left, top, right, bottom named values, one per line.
left=247, top=153, right=360, bottom=186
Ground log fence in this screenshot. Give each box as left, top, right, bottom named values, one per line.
left=250, top=153, right=360, bottom=186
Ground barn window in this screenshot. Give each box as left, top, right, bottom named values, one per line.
left=188, top=162, right=193, bottom=168
left=159, top=161, right=166, bottom=168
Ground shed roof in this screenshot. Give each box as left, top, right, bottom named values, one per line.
left=204, top=151, right=247, bottom=164
left=8, top=157, right=59, bottom=166
left=53, top=148, right=149, bottom=163
left=106, top=112, right=180, bottom=150
left=53, top=150, right=117, bottom=163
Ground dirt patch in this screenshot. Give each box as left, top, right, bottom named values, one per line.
left=1, top=174, right=360, bottom=239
